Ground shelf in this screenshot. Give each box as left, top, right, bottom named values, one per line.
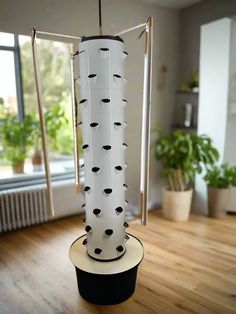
left=176, top=91, right=199, bottom=95
left=172, top=125, right=197, bottom=132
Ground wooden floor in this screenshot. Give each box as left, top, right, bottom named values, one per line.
left=0, top=210, right=236, bottom=314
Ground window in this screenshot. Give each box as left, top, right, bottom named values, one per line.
left=0, top=31, right=82, bottom=184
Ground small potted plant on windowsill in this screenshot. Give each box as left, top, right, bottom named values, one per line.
left=0, top=113, right=34, bottom=174
left=154, top=129, right=219, bottom=221
left=204, top=163, right=236, bottom=218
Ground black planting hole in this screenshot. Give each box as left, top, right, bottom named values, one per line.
left=104, top=188, right=112, bottom=195
left=123, top=143, right=128, bottom=148
left=101, top=98, right=110, bottom=103
left=94, top=248, right=102, bottom=254
left=90, top=122, right=98, bottom=128
left=88, top=74, right=97, bottom=78
left=116, top=245, right=124, bottom=252
left=92, top=167, right=100, bottom=173
left=79, top=99, right=87, bottom=104
left=83, top=217, right=86, bottom=223
left=123, top=51, right=128, bottom=56
left=124, top=221, right=129, bottom=228
left=82, top=203, right=86, bottom=208
left=105, top=229, right=113, bottom=236
left=114, top=122, right=122, bottom=126
left=85, top=225, right=92, bottom=232
left=125, top=200, right=129, bottom=205
left=100, top=48, right=109, bottom=51
left=82, top=144, right=89, bottom=150
left=93, top=208, right=101, bottom=216
left=123, top=184, right=128, bottom=189
left=125, top=234, right=130, bottom=240
left=103, top=145, right=111, bottom=150
left=115, top=166, right=122, bottom=172
left=115, top=207, right=123, bottom=214
left=113, top=74, right=121, bottom=78
left=82, top=239, right=87, bottom=245
left=84, top=186, right=91, bottom=192
left=80, top=164, right=85, bottom=168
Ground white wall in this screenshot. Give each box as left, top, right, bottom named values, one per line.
left=179, top=0, right=236, bottom=84
left=194, top=18, right=231, bottom=213
left=0, top=0, right=180, bottom=211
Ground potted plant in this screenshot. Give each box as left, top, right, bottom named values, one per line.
left=0, top=113, right=34, bottom=174
left=154, top=130, right=219, bottom=221
left=204, top=164, right=236, bottom=218
left=31, top=104, right=68, bottom=171
left=188, top=71, right=199, bottom=92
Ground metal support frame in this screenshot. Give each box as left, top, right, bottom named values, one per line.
left=140, top=17, right=153, bottom=225
left=70, top=51, right=80, bottom=191
left=31, top=17, right=153, bottom=224
left=31, top=28, right=55, bottom=217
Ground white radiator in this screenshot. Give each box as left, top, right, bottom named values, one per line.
left=0, top=180, right=85, bottom=233
left=0, top=186, right=48, bottom=232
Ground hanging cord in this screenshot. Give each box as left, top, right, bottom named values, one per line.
left=99, top=0, right=102, bottom=35
left=138, top=17, right=150, bottom=40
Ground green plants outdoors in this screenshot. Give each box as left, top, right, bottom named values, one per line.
left=0, top=112, right=34, bottom=173
left=154, top=129, right=219, bottom=221
left=32, top=104, right=69, bottom=153
left=31, top=104, right=69, bottom=171
left=204, top=163, right=236, bottom=218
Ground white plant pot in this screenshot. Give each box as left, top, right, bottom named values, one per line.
left=161, top=187, right=193, bottom=222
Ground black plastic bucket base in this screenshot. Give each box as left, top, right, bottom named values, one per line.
left=75, top=264, right=139, bottom=305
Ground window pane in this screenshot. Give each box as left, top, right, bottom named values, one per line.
left=0, top=32, right=14, bottom=47
left=0, top=50, right=18, bottom=113
left=19, top=35, right=81, bottom=177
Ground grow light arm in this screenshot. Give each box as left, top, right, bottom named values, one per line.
left=31, top=28, right=55, bottom=217
left=70, top=53, right=80, bottom=192
left=140, top=16, right=153, bottom=226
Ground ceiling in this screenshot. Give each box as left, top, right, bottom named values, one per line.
left=142, top=0, right=204, bottom=9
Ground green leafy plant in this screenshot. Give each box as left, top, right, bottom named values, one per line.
left=32, top=104, right=68, bottom=153
left=0, top=112, right=34, bottom=170
left=154, top=129, right=219, bottom=191
left=204, top=163, right=236, bottom=188
left=188, top=71, right=199, bottom=89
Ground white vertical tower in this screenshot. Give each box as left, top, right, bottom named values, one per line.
left=77, top=35, right=128, bottom=261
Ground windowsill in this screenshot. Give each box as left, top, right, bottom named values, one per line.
left=0, top=158, right=84, bottom=191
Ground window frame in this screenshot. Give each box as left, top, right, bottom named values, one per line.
left=0, top=34, right=24, bottom=120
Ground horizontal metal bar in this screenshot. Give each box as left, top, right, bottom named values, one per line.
left=35, top=30, right=81, bottom=40
left=114, top=22, right=146, bottom=36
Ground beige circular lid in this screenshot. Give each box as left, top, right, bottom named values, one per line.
left=69, top=234, right=144, bottom=275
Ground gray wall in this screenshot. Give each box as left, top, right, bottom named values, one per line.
left=179, top=0, right=236, bottom=84
left=0, top=0, right=180, bottom=209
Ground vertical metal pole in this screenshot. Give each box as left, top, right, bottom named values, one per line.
left=98, top=0, right=102, bottom=35
left=140, top=17, right=153, bottom=225
left=31, top=28, right=55, bottom=217
left=70, top=49, right=80, bottom=192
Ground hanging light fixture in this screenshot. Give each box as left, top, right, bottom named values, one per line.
left=31, top=0, right=153, bottom=305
